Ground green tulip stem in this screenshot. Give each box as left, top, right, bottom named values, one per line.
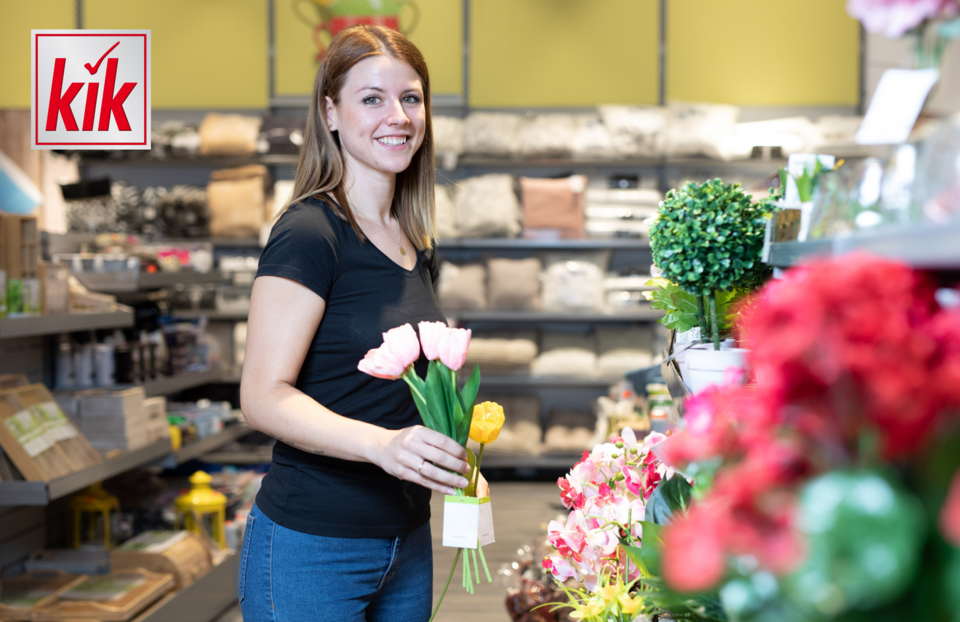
left=471, top=443, right=486, bottom=493
left=429, top=548, right=462, bottom=622
left=478, top=544, right=492, bottom=582
left=471, top=548, right=480, bottom=584
left=708, top=291, right=720, bottom=350
left=401, top=371, right=426, bottom=405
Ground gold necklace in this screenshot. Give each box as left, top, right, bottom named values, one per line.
left=366, top=214, right=406, bottom=256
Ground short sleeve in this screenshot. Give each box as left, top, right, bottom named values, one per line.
left=256, top=201, right=340, bottom=300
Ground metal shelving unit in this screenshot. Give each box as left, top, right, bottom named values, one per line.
left=438, top=238, right=650, bottom=251
left=72, top=271, right=222, bottom=294
left=0, top=439, right=173, bottom=506
left=141, top=366, right=223, bottom=398
left=448, top=309, right=663, bottom=323
left=135, top=552, right=238, bottom=622
left=0, top=310, right=134, bottom=339
left=766, top=222, right=960, bottom=269
left=480, top=375, right=619, bottom=389
left=159, top=422, right=253, bottom=468
left=169, top=309, right=248, bottom=321
left=661, top=358, right=690, bottom=419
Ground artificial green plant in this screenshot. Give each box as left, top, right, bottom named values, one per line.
left=649, top=179, right=772, bottom=350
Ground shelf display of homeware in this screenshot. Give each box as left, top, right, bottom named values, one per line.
left=646, top=253, right=960, bottom=622
left=357, top=322, right=503, bottom=622
left=648, top=178, right=774, bottom=394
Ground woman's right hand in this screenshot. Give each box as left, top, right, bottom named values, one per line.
left=374, top=426, right=471, bottom=495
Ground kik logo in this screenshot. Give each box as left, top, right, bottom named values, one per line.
left=33, top=30, right=151, bottom=150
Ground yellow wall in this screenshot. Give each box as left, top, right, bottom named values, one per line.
left=667, top=0, right=860, bottom=105
left=85, top=0, right=269, bottom=109
left=470, top=0, right=660, bottom=108
left=0, top=0, right=76, bottom=109
left=274, top=0, right=462, bottom=98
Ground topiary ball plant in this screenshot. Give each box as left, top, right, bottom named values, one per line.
left=649, top=178, right=772, bottom=349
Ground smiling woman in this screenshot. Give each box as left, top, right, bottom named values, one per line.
left=237, top=25, right=484, bottom=622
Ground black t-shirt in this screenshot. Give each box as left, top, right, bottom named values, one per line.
left=252, top=197, right=445, bottom=538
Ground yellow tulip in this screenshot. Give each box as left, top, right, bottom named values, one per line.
left=469, top=401, right=505, bottom=444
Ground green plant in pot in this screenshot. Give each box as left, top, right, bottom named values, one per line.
left=649, top=178, right=772, bottom=352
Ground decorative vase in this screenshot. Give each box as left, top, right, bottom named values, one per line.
left=684, top=347, right=749, bottom=395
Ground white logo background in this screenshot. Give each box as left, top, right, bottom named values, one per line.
left=32, top=30, right=151, bottom=150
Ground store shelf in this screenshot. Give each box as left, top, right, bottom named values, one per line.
left=456, top=154, right=786, bottom=174
left=73, top=271, right=222, bottom=293
left=438, top=238, right=650, bottom=251
left=201, top=448, right=274, bottom=465
left=135, top=551, right=238, bottom=622
left=169, top=309, right=249, bottom=321
left=480, top=375, right=619, bottom=388
left=141, top=366, right=223, bottom=397
left=448, top=309, right=663, bottom=323
left=766, top=222, right=960, bottom=269
left=79, top=154, right=299, bottom=168
left=160, top=422, right=253, bottom=467
left=481, top=454, right=581, bottom=470
left=0, top=438, right=173, bottom=506
left=0, top=310, right=134, bottom=339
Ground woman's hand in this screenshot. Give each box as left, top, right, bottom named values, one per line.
left=374, top=426, right=471, bottom=495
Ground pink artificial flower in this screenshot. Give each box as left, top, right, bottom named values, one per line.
left=382, top=323, right=421, bottom=369
left=543, top=556, right=578, bottom=582
left=847, top=0, right=959, bottom=38
left=940, top=470, right=960, bottom=545
left=357, top=346, right=406, bottom=379
left=438, top=326, right=472, bottom=370
left=417, top=321, right=447, bottom=360
left=663, top=508, right=726, bottom=593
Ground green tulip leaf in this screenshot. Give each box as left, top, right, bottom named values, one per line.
left=646, top=476, right=693, bottom=526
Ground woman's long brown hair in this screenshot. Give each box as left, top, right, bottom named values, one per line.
left=283, top=25, right=436, bottom=250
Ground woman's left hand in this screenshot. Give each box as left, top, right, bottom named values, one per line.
left=475, top=472, right=490, bottom=498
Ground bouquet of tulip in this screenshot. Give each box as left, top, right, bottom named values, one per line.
left=358, top=321, right=504, bottom=621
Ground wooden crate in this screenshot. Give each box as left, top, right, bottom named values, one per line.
left=32, top=569, right=175, bottom=622
left=111, top=531, right=212, bottom=590
left=13, top=384, right=102, bottom=472
left=0, top=214, right=39, bottom=280
left=0, top=570, right=87, bottom=622
left=0, top=390, right=75, bottom=482
left=0, top=374, right=30, bottom=391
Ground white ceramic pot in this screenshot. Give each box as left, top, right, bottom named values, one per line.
left=684, top=347, right=749, bottom=395
left=676, top=339, right=735, bottom=381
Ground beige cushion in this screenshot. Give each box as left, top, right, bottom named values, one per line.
left=199, top=113, right=262, bottom=156
left=437, top=262, right=487, bottom=310
left=487, top=257, right=541, bottom=310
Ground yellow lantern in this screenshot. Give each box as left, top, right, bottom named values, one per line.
left=174, top=471, right=227, bottom=549
left=68, top=482, right=120, bottom=549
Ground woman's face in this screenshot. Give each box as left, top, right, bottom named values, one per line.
left=325, top=54, right=426, bottom=180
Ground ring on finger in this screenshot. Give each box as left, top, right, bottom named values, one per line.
left=417, top=459, right=428, bottom=476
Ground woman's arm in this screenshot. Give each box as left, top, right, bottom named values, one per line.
left=240, top=275, right=471, bottom=495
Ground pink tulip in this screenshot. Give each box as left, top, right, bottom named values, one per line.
left=417, top=321, right=447, bottom=361
left=357, top=346, right=406, bottom=380
left=382, top=323, right=421, bottom=368
left=438, top=327, right=471, bottom=371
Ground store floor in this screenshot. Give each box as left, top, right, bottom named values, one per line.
left=215, top=481, right=561, bottom=622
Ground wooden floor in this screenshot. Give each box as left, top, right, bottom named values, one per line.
left=216, top=481, right=564, bottom=622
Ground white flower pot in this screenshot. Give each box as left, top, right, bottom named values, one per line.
left=676, top=339, right=735, bottom=381
left=684, top=347, right=749, bottom=395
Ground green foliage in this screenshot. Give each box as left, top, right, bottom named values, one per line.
left=790, top=160, right=824, bottom=203
left=649, top=179, right=771, bottom=297
left=645, top=279, right=748, bottom=335
left=781, top=470, right=926, bottom=617
left=646, top=476, right=694, bottom=526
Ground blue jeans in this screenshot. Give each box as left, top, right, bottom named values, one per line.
left=238, top=503, right=433, bottom=621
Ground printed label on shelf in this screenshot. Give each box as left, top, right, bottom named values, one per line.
left=4, top=410, right=54, bottom=457
left=31, top=401, right=78, bottom=442
left=117, top=530, right=190, bottom=552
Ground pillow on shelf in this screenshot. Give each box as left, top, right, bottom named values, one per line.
left=199, top=113, right=262, bottom=156
left=520, top=175, right=586, bottom=239
left=596, top=325, right=656, bottom=376
left=665, top=102, right=740, bottom=157
left=465, top=332, right=539, bottom=373
left=572, top=115, right=614, bottom=160
left=598, top=105, right=669, bottom=157
left=463, top=112, right=523, bottom=155
left=208, top=165, right=270, bottom=238
left=487, top=257, right=541, bottom=310
left=516, top=114, right=578, bottom=156
left=437, top=262, right=487, bottom=310
left=543, top=409, right=597, bottom=455
left=435, top=184, right=459, bottom=240
left=541, top=253, right=607, bottom=311
left=454, top=174, right=522, bottom=238
left=532, top=348, right=598, bottom=377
